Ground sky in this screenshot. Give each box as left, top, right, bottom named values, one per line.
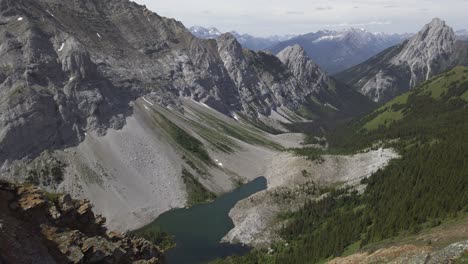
left=134, top=0, right=468, bottom=37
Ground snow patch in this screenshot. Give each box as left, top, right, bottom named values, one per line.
left=69, top=76, right=75, bottom=82
left=96, top=33, right=102, bottom=39
left=313, top=34, right=344, bottom=43
left=17, top=17, right=23, bottom=21
left=142, top=97, right=154, bottom=106
left=218, top=162, right=224, bottom=167
left=200, top=102, right=211, bottom=109
left=233, top=113, right=240, bottom=121
left=58, top=42, right=65, bottom=52
left=144, top=105, right=149, bottom=111
left=46, top=10, right=55, bottom=18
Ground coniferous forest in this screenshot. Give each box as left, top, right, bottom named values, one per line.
left=212, top=67, right=468, bottom=264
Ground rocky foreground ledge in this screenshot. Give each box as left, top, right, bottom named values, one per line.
left=0, top=181, right=163, bottom=264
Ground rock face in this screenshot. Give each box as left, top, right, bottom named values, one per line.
left=337, top=18, right=468, bottom=102
left=277, top=45, right=330, bottom=93
left=390, top=18, right=456, bottom=88
left=0, top=180, right=163, bottom=263
left=0, top=0, right=369, bottom=168
left=270, top=28, right=409, bottom=74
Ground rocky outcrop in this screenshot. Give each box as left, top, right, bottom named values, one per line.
left=390, top=18, right=456, bottom=87
left=217, top=34, right=330, bottom=116
left=337, top=18, right=468, bottom=102
left=277, top=45, right=330, bottom=93
left=0, top=180, right=163, bottom=263
left=327, top=240, right=468, bottom=264
left=223, top=149, right=399, bottom=246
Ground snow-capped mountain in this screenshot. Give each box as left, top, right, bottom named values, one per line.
left=270, top=28, right=411, bottom=74
left=189, top=26, right=223, bottom=39
left=189, top=26, right=295, bottom=51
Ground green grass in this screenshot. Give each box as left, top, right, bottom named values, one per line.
left=297, top=105, right=318, bottom=120
left=461, top=90, right=468, bottom=101
left=455, top=251, right=468, bottom=264
left=149, top=110, right=213, bottom=165
left=182, top=169, right=216, bottom=206
left=289, top=147, right=325, bottom=162
left=44, top=191, right=61, bottom=204
left=341, top=241, right=361, bottom=257
left=192, top=108, right=282, bottom=150
left=364, top=109, right=404, bottom=131
left=387, top=93, right=409, bottom=107
left=130, top=226, right=176, bottom=252
left=420, top=66, right=468, bottom=100
left=362, top=66, right=468, bottom=132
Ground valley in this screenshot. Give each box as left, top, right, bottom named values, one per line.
left=0, top=0, right=466, bottom=263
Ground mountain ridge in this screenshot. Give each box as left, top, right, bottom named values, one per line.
left=189, top=25, right=296, bottom=51
left=269, top=28, right=410, bottom=74
left=336, top=18, right=468, bottom=102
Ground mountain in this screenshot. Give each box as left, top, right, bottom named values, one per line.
left=189, top=26, right=295, bottom=51
left=270, top=28, right=410, bottom=74
left=337, top=18, right=468, bottom=102
left=189, top=26, right=223, bottom=39
left=213, top=65, right=468, bottom=264
left=457, top=29, right=468, bottom=40
left=0, top=0, right=370, bottom=232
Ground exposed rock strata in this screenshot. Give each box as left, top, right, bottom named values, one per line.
left=0, top=180, right=163, bottom=263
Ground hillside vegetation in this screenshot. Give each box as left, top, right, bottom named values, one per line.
left=213, top=66, right=468, bottom=264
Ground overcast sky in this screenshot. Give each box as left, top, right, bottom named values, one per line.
left=134, top=0, right=467, bottom=36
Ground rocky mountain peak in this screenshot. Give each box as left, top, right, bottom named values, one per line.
left=337, top=18, right=467, bottom=103
left=277, top=45, right=330, bottom=93
left=391, top=17, right=456, bottom=87
left=276, top=44, right=307, bottom=60
left=428, top=17, right=445, bottom=27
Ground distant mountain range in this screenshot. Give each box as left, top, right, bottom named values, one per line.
left=189, top=26, right=295, bottom=51
left=270, top=29, right=412, bottom=74
left=190, top=26, right=412, bottom=74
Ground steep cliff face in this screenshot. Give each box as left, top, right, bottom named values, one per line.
left=0, top=180, right=163, bottom=263
left=0, top=0, right=359, bottom=166
left=277, top=45, right=330, bottom=93
left=217, top=34, right=327, bottom=116
left=390, top=18, right=456, bottom=87
left=337, top=18, right=468, bottom=102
